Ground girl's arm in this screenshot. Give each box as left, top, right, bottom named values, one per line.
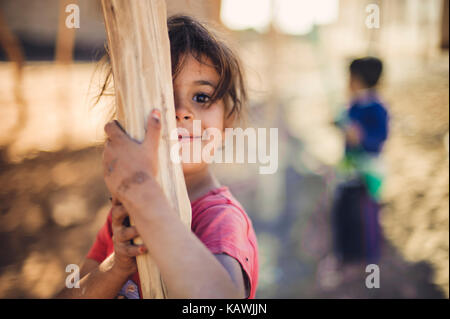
left=214, top=253, right=249, bottom=298
left=55, top=254, right=129, bottom=299
left=56, top=201, right=147, bottom=299
left=126, top=191, right=245, bottom=299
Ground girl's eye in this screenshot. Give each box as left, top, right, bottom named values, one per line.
left=193, top=93, right=211, bottom=104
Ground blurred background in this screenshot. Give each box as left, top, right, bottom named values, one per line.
left=0, top=0, right=448, bottom=298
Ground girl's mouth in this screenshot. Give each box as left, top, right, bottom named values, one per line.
left=178, top=135, right=202, bottom=141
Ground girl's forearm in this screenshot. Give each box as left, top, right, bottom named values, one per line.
left=132, top=199, right=241, bottom=299
left=55, top=254, right=129, bottom=299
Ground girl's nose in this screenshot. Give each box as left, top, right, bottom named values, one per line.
left=175, top=107, right=194, bottom=122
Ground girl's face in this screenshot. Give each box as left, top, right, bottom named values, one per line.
left=173, top=54, right=227, bottom=175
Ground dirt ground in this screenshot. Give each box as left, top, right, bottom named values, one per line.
left=380, top=53, right=449, bottom=297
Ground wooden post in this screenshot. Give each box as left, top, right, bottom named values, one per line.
left=0, top=8, right=27, bottom=143
left=0, top=7, right=24, bottom=93
left=208, top=0, right=222, bottom=26
left=441, top=0, right=449, bottom=49
left=0, top=8, right=24, bottom=69
left=101, top=0, right=192, bottom=299
left=55, top=0, right=77, bottom=64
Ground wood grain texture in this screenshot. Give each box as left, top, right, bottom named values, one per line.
left=101, top=0, right=192, bottom=299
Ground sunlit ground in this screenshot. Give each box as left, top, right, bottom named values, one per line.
left=381, top=56, right=449, bottom=297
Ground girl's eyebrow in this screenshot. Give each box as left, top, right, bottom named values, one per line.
left=193, top=80, right=217, bottom=89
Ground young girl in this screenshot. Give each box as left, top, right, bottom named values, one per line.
left=56, top=15, right=258, bottom=299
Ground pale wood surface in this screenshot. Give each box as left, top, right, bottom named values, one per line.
left=101, top=0, right=192, bottom=299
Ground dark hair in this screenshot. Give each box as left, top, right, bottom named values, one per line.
left=349, top=57, right=383, bottom=88
left=95, top=15, right=247, bottom=125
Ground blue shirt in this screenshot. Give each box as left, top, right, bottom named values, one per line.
left=346, top=90, right=389, bottom=155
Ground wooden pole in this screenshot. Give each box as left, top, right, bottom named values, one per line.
left=0, top=7, right=24, bottom=94
left=441, top=0, right=449, bottom=49
left=208, top=0, right=222, bottom=26
left=55, top=0, right=77, bottom=64
left=0, top=8, right=24, bottom=69
left=101, top=0, right=192, bottom=299
left=0, top=8, right=27, bottom=144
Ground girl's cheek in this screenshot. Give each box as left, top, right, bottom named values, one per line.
left=204, top=101, right=226, bottom=128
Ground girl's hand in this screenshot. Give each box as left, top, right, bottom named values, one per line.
left=345, top=122, right=363, bottom=146
left=102, top=109, right=162, bottom=216
left=111, top=200, right=147, bottom=276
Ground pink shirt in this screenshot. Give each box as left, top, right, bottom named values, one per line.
left=86, top=186, right=259, bottom=299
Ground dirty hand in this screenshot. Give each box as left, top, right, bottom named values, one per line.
left=102, top=108, right=162, bottom=216
left=111, top=199, right=147, bottom=276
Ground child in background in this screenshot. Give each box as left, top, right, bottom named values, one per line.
left=56, top=15, right=258, bottom=299
left=332, top=57, right=389, bottom=265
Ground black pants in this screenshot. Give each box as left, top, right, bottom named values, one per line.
left=331, top=178, right=381, bottom=264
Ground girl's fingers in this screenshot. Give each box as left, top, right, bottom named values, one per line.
left=110, top=199, right=147, bottom=258
left=124, top=244, right=147, bottom=257
left=118, top=226, right=139, bottom=242
left=104, top=121, right=126, bottom=144
left=110, top=196, right=122, bottom=206
left=111, top=203, right=127, bottom=228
